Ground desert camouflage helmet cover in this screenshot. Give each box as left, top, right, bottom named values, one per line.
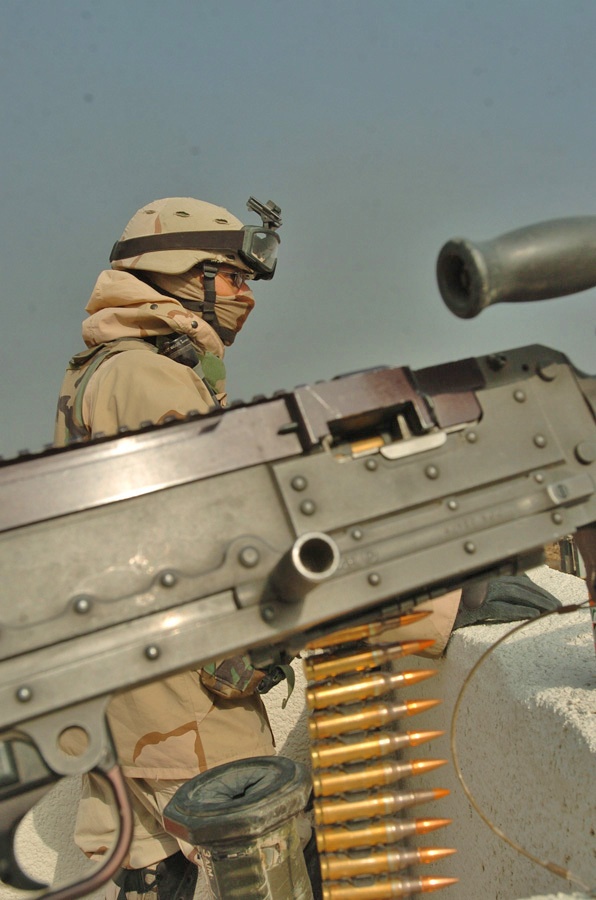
left=110, top=197, right=252, bottom=275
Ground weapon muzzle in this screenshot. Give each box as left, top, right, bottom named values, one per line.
left=437, top=216, right=596, bottom=318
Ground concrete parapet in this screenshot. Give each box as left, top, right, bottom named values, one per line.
left=400, top=567, right=595, bottom=899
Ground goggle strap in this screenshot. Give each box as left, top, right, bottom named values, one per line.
left=110, top=230, right=244, bottom=262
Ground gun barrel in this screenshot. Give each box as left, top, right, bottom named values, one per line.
left=265, top=532, right=340, bottom=604
left=436, top=216, right=596, bottom=318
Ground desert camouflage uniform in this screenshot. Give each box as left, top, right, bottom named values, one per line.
left=54, top=270, right=275, bottom=870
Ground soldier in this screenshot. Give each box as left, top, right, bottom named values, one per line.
left=54, top=196, right=561, bottom=900
left=53, top=196, right=306, bottom=899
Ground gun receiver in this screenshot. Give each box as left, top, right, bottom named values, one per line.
left=1, top=219, right=596, bottom=898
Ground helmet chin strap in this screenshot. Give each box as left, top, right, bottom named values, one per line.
left=130, top=266, right=237, bottom=345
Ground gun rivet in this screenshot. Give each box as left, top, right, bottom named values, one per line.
left=537, top=363, right=558, bottom=382
left=534, top=434, right=547, bottom=448
left=464, top=541, right=476, bottom=554
left=291, top=475, right=308, bottom=491
left=534, top=472, right=545, bottom=483
left=466, top=431, right=478, bottom=443
left=513, top=390, right=526, bottom=403
left=365, top=459, right=378, bottom=471
left=160, top=572, right=177, bottom=588
left=300, top=499, right=316, bottom=515
left=262, top=605, right=276, bottom=622
left=150, top=304, right=158, bottom=310
left=447, top=499, right=459, bottom=511
left=73, top=596, right=92, bottom=614
left=351, top=528, right=363, bottom=540
left=487, top=353, right=507, bottom=371
left=425, top=465, right=439, bottom=480
left=552, top=512, right=563, bottom=525
left=239, top=546, right=260, bottom=568
left=368, top=573, right=381, bottom=586
left=145, top=645, right=160, bottom=660
left=16, top=686, right=32, bottom=703
left=575, top=441, right=596, bottom=464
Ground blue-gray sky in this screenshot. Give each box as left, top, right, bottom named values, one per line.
left=1, top=0, right=595, bottom=457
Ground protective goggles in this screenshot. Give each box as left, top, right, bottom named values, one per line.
left=110, top=226, right=280, bottom=280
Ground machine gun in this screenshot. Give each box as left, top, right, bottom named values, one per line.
left=1, top=218, right=595, bottom=899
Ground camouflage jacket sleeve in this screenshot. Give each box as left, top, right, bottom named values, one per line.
left=83, top=344, right=215, bottom=436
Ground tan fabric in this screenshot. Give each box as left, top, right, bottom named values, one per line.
left=150, top=268, right=255, bottom=345
left=54, top=270, right=275, bottom=867
left=83, top=345, right=215, bottom=437
left=380, top=591, right=462, bottom=657
left=75, top=696, right=275, bottom=869
left=84, top=269, right=227, bottom=357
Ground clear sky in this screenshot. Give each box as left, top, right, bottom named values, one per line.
left=1, top=0, right=595, bottom=457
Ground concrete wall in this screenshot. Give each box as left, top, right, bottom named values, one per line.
left=2, top=567, right=594, bottom=900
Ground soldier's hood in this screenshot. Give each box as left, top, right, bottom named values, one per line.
left=82, top=269, right=225, bottom=359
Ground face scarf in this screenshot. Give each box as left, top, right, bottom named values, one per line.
left=150, top=268, right=256, bottom=347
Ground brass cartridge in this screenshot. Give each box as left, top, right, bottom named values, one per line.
left=308, top=699, right=440, bottom=739
left=316, top=817, right=452, bottom=853
left=306, top=610, right=432, bottom=650
left=320, top=846, right=457, bottom=879
left=312, top=758, right=447, bottom=797
left=304, top=640, right=435, bottom=682
left=306, top=669, right=436, bottom=710
left=322, top=875, right=458, bottom=898
left=314, top=788, right=449, bottom=825
left=310, top=730, right=443, bottom=768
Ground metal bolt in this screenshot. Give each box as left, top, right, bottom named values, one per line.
left=368, top=573, right=381, bottom=586
left=537, top=362, right=558, bottom=382
left=351, top=528, right=364, bottom=541
left=300, top=499, right=316, bottom=516
left=73, top=595, right=92, bottom=614
left=291, top=475, right=308, bottom=491
left=533, top=434, right=547, bottom=449
left=239, top=546, right=260, bottom=568
left=160, top=571, right=177, bottom=588
left=575, top=441, right=596, bottom=465
left=513, top=390, right=526, bottom=403
left=16, top=686, right=32, bottom=703
left=552, top=512, right=563, bottom=525
left=447, top=499, right=459, bottom=511
left=145, top=645, right=160, bottom=660
left=464, top=541, right=476, bottom=554
left=534, top=472, right=545, bottom=483
left=487, top=353, right=507, bottom=371
left=425, top=465, right=440, bottom=480
left=261, top=605, right=276, bottom=623
left=466, top=431, right=478, bottom=443
left=365, top=459, right=378, bottom=471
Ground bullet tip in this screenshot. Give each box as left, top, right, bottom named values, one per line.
left=418, top=847, right=458, bottom=864
left=406, top=698, right=442, bottom=715
left=408, top=729, right=445, bottom=746
left=416, top=817, right=453, bottom=834
left=420, top=876, right=459, bottom=892
left=411, top=758, right=449, bottom=774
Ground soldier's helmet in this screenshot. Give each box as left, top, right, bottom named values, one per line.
left=109, top=198, right=252, bottom=276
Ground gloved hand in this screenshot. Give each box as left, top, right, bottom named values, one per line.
left=453, top=573, right=561, bottom=630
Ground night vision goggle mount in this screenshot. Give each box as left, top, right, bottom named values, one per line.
left=109, top=196, right=282, bottom=281
left=247, top=196, right=282, bottom=231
